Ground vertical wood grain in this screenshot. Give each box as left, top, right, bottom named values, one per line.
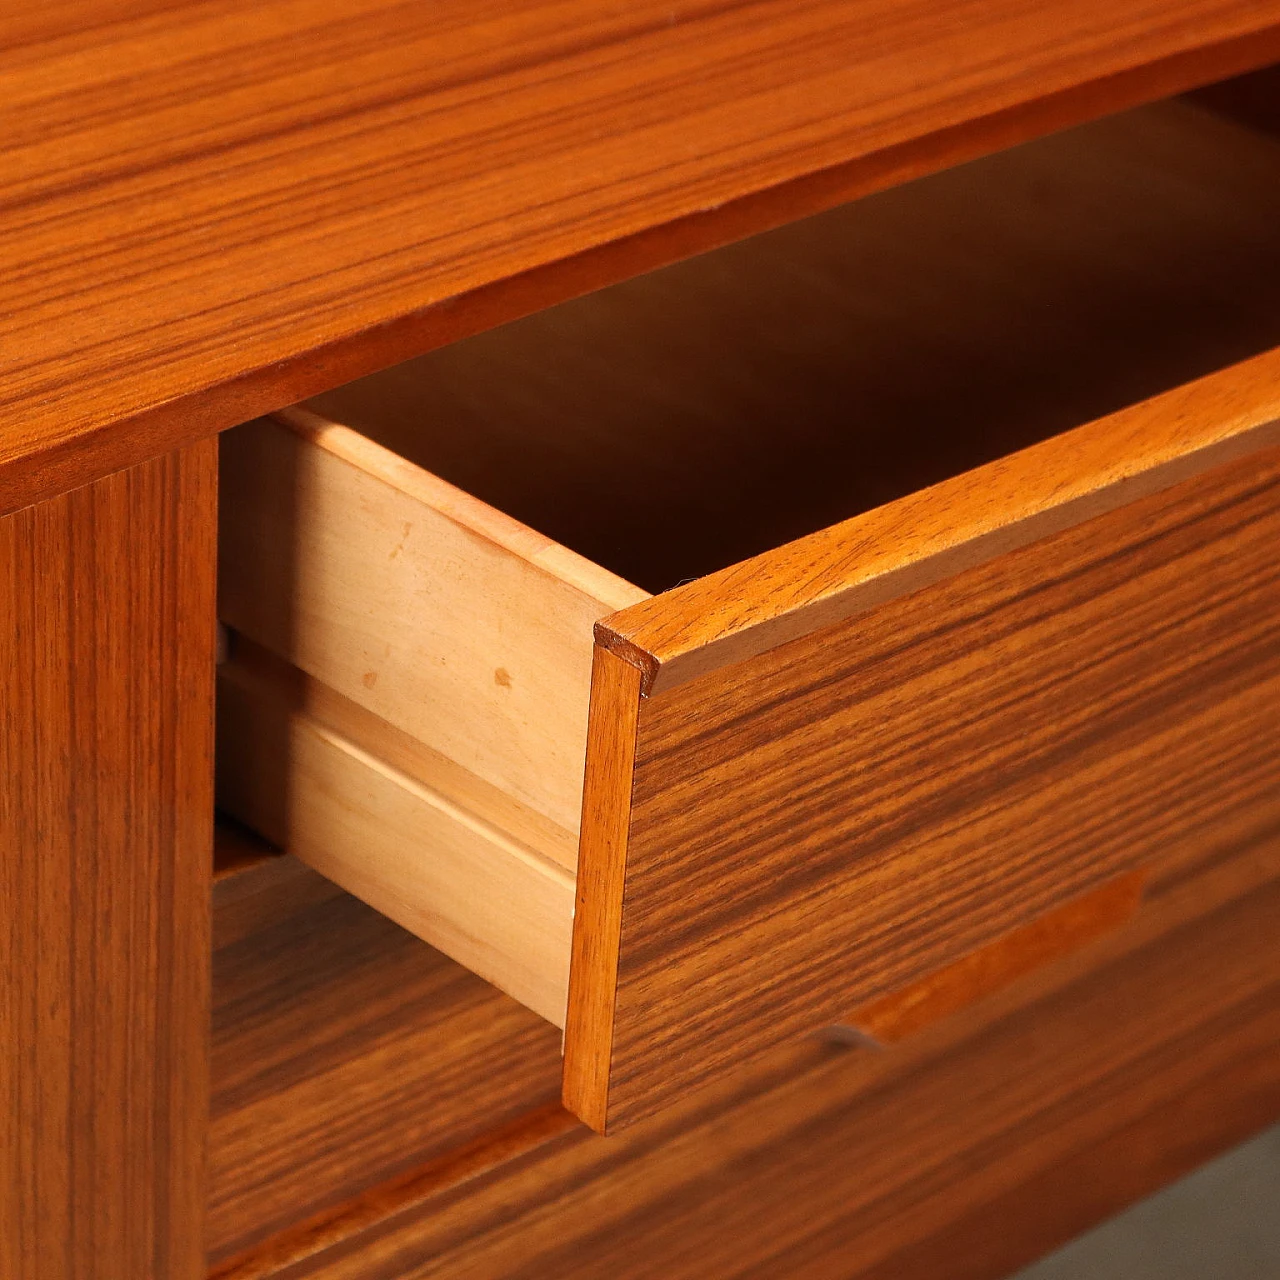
left=562, top=648, right=643, bottom=1132
left=0, top=439, right=217, bottom=1279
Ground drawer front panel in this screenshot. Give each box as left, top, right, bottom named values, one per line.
left=567, top=434, right=1280, bottom=1130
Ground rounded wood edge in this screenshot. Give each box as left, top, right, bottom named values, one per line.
left=601, top=354, right=1280, bottom=698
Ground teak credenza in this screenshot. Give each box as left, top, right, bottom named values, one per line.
left=4, top=4, right=1280, bottom=1278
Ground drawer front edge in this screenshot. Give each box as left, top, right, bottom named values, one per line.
left=566, top=356, right=1280, bottom=1130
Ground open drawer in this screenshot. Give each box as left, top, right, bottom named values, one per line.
left=217, top=97, right=1280, bottom=1131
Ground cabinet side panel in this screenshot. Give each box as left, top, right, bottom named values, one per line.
left=0, top=439, right=217, bottom=1279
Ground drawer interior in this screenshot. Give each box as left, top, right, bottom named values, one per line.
left=305, top=96, right=1280, bottom=593
left=217, top=88, right=1280, bottom=1033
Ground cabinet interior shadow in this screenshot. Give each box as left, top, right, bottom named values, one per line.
left=307, top=100, right=1280, bottom=593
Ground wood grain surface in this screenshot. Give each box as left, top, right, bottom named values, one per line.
left=211, top=1104, right=578, bottom=1280
left=225, top=816, right=1280, bottom=1279
left=600, top=345, right=1280, bottom=693
left=845, top=869, right=1147, bottom=1045
left=308, top=100, right=1280, bottom=596
left=5, top=2, right=1280, bottom=514
left=568, top=444, right=1280, bottom=1129
left=220, top=413, right=640, bottom=842
left=0, top=441, right=216, bottom=1280
left=562, top=650, right=646, bottom=1130
left=220, top=635, right=579, bottom=875
left=217, top=647, right=576, bottom=1025
left=208, top=853, right=565, bottom=1266
left=212, top=834, right=339, bottom=953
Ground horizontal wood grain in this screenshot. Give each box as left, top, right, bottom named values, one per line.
left=845, top=869, right=1147, bottom=1045
left=222, top=634, right=580, bottom=874
left=0, top=442, right=216, bottom=1280
left=309, top=99, right=1280, bottom=596
left=219, top=96, right=1280, bottom=1123
left=5, top=3, right=1280, bottom=513
left=271, top=407, right=643, bottom=614
left=568, top=444, right=1280, bottom=1129
left=217, top=649, right=575, bottom=1026
left=601, top=346, right=1280, bottom=693
left=212, top=838, right=343, bottom=953
left=209, top=1104, right=579, bottom=1280
left=228, top=819, right=1280, bottom=1279
left=207, top=853, right=565, bottom=1266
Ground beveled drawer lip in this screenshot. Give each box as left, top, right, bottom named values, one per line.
left=598, top=348, right=1280, bottom=696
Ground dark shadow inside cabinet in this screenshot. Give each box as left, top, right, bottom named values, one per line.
left=307, top=93, right=1280, bottom=593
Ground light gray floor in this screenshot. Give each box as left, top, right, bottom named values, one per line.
left=1014, top=1124, right=1280, bottom=1279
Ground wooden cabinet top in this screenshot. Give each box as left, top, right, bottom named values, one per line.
left=4, top=0, right=1279, bottom=513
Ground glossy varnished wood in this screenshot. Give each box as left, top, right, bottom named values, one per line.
left=0, top=441, right=216, bottom=1280
left=211, top=1104, right=578, bottom=1280
left=845, top=870, right=1147, bottom=1044
left=208, top=854, right=565, bottom=1266
left=307, top=101, right=1280, bottom=596
left=230, top=819, right=1280, bottom=1279
left=214, top=98, right=1280, bottom=1054
left=601, top=346, right=1280, bottom=691
left=5, top=3, right=1280, bottom=513
left=562, top=650, right=645, bottom=1127
left=568, top=440, right=1280, bottom=1128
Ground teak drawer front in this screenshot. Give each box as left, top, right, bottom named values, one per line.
left=218, top=349, right=1280, bottom=1133
left=567, top=355, right=1280, bottom=1129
